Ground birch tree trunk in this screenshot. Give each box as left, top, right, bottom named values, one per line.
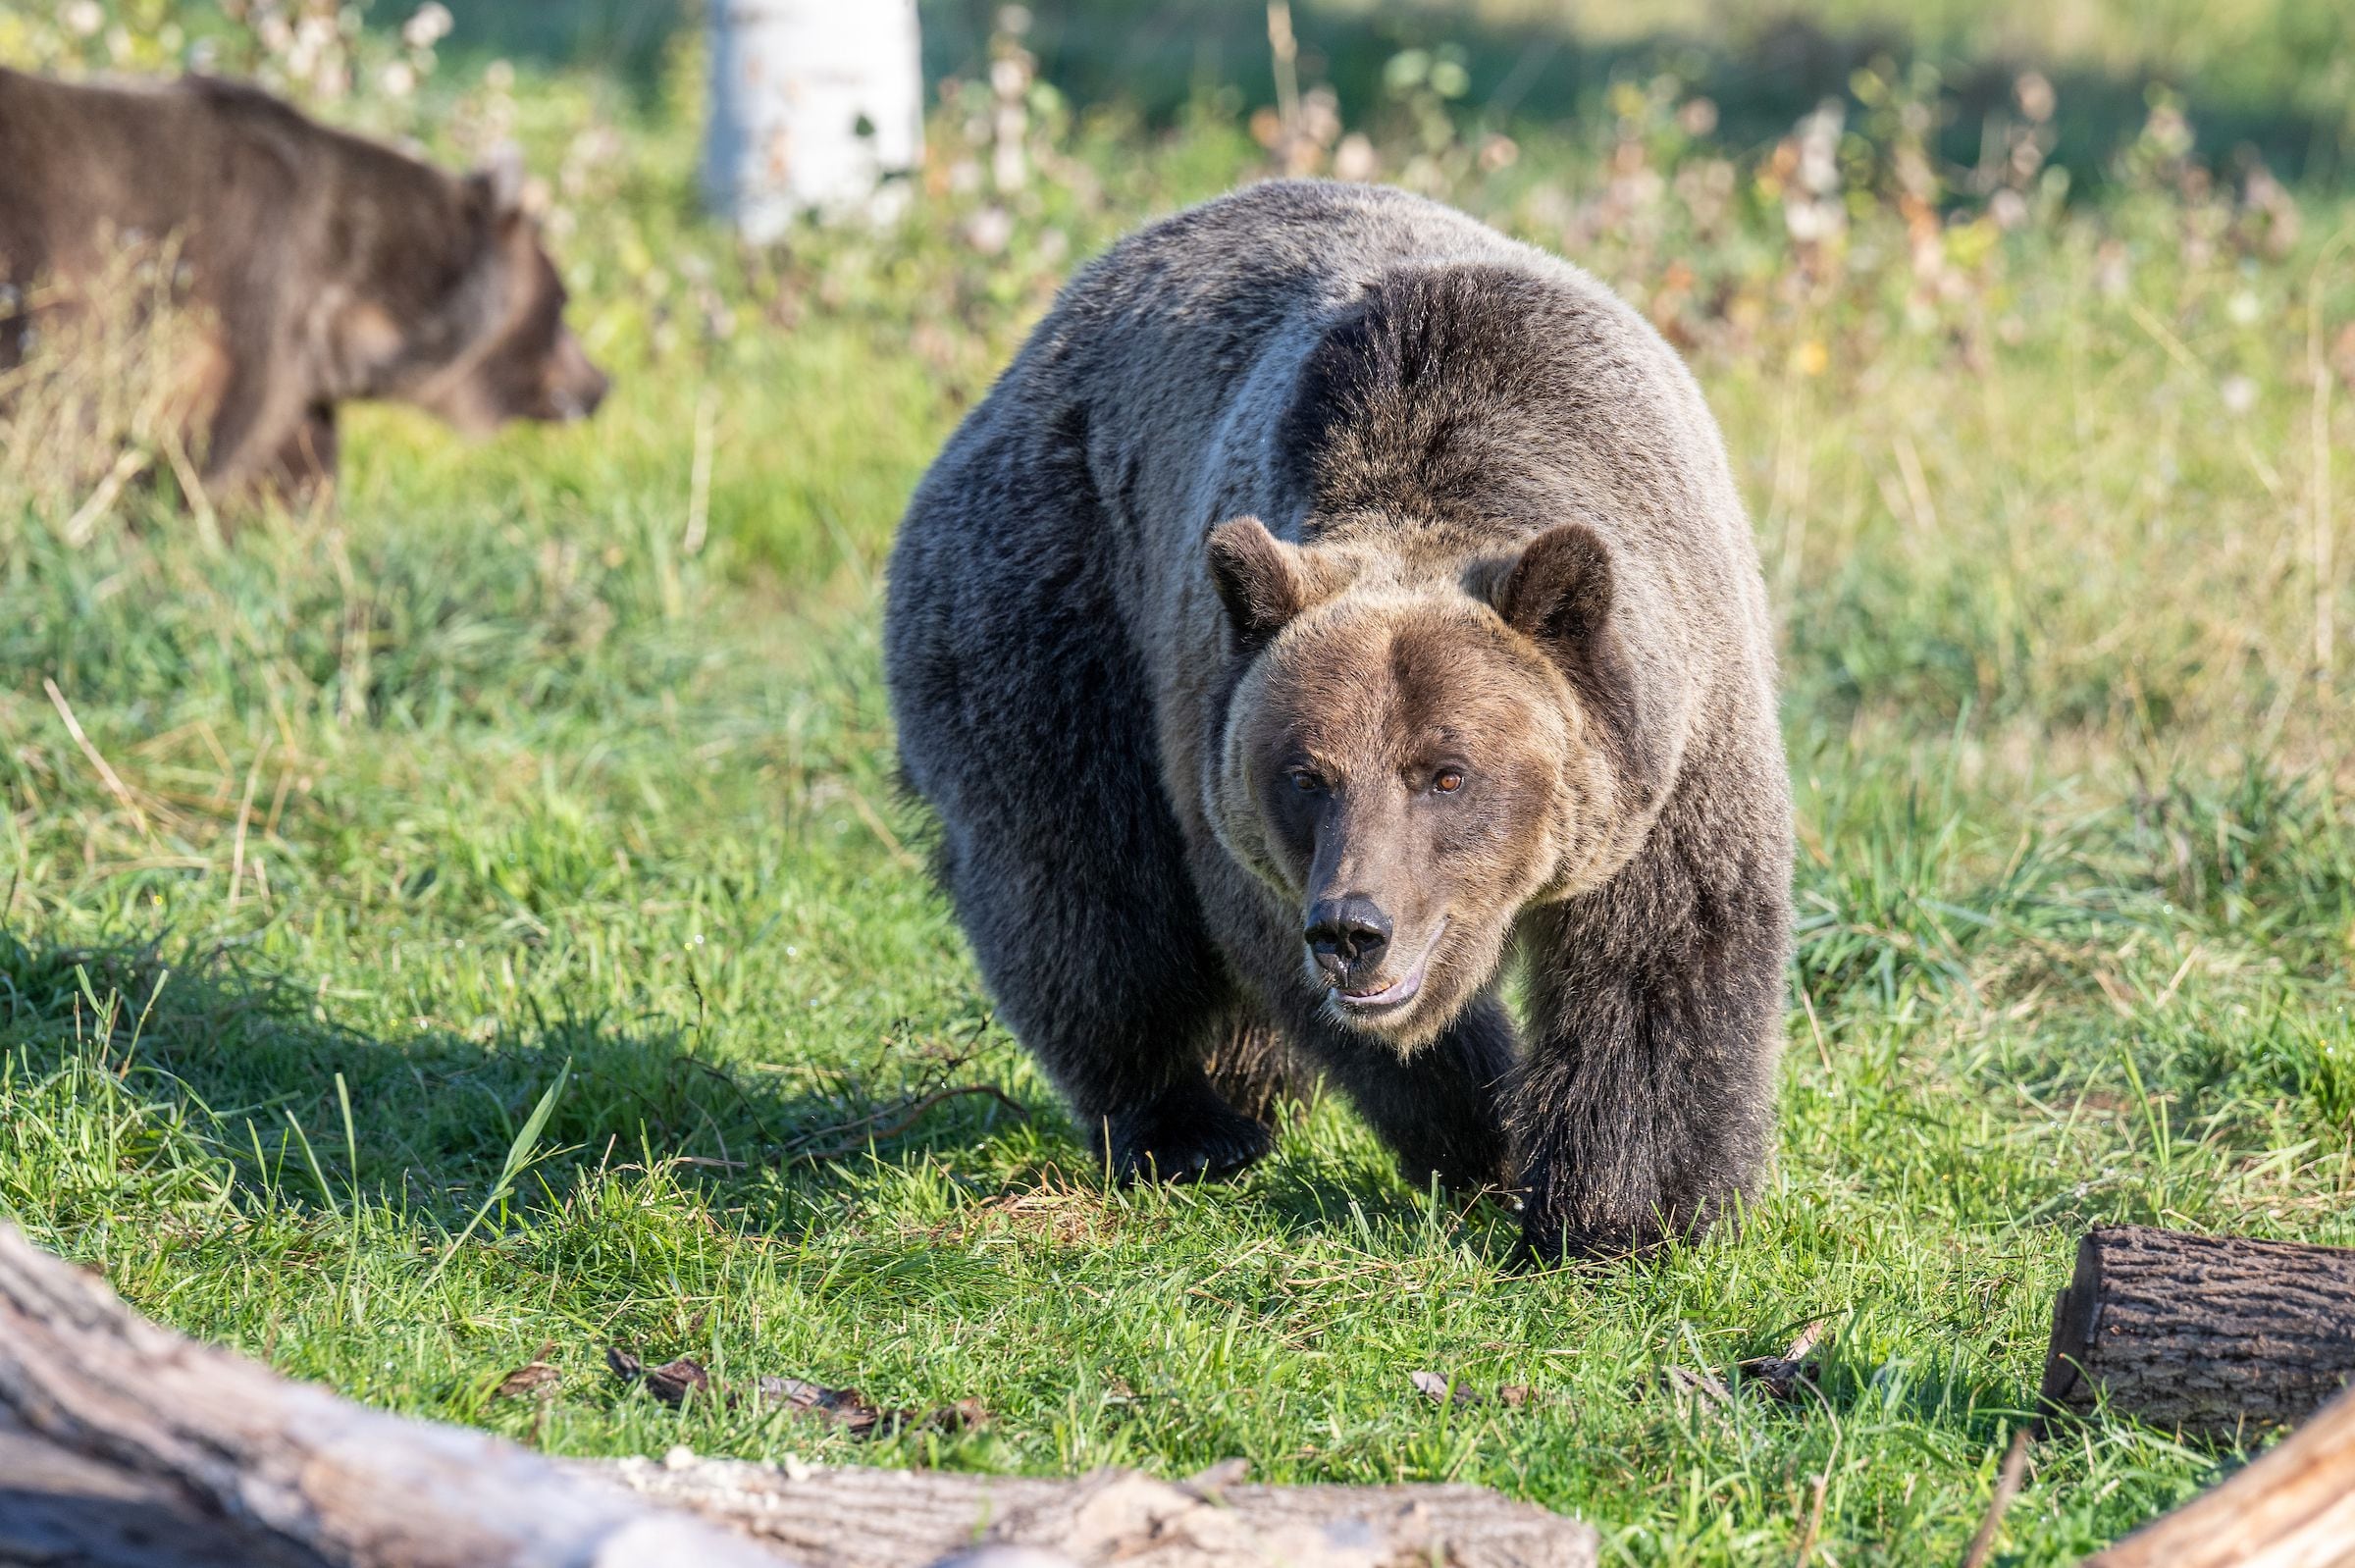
left=703, top=0, right=924, bottom=239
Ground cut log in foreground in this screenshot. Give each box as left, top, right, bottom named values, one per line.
left=2079, top=1383, right=2355, bottom=1568
left=2039, top=1225, right=2355, bottom=1440
left=0, top=1225, right=1596, bottom=1568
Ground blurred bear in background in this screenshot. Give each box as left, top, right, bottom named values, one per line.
left=0, top=67, right=608, bottom=501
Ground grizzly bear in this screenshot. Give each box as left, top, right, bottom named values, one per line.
left=885, top=182, right=1792, bottom=1262
left=0, top=68, right=607, bottom=499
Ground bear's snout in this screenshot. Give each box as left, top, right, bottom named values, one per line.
left=543, top=330, right=611, bottom=421
left=1305, top=894, right=1391, bottom=986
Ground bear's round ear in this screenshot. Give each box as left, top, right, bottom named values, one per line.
left=1206, top=516, right=1315, bottom=652
left=1490, top=522, right=1616, bottom=660
left=467, top=142, right=529, bottom=219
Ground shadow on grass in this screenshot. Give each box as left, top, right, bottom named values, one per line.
left=0, top=930, right=1727, bottom=1273
left=0, top=930, right=1039, bottom=1227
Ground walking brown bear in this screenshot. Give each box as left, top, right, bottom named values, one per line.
left=885, top=182, right=1792, bottom=1262
left=0, top=67, right=608, bottom=500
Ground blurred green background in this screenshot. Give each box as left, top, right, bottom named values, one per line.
left=433, top=0, right=2355, bottom=183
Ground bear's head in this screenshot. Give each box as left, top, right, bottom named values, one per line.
left=326, top=151, right=608, bottom=433
left=1205, top=516, right=1648, bottom=1048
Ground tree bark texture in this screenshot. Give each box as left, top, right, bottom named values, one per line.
left=0, top=1227, right=792, bottom=1568
left=2039, top=1225, right=2355, bottom=1440
left=592, top=1452, right=1596, bottom=1568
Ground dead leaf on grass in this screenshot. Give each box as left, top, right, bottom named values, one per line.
left=1664, top=1365, right=1735, bottom=1407
left=1410, top=1371, right=1543, bottom=1410
left=493, top=1339, right=560, bottom=1401
left=494, top=1361, right=561, bottom=1400
left=1734, top=1317, right=1831, bottom=1402
left=1410, top=1370, right=1483, bottom=1408
left=608, top=1346, right=713, bottom=1406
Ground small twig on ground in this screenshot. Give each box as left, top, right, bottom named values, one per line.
left=1792, top=1470, right=1827, bottom=1568
left=684, top=382, right=715, bottom=557
left=1796, top=979, right=1831, bottom=1071
left=846, top=786, right=920, bottom=869
left=1960, top=1426, right=2033, bottom=1568
left=44, top=676, right=148, bottom=834
left=228, top=738, right=269, bottom=911
left=787, top=1084, right=1026, bottom=1163
left=61, top=447, right=148, bottom=547
left=158, top=432, right=221, bottom=550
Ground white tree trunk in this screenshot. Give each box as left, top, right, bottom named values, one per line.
left=703, top=0, right=925, bottom=239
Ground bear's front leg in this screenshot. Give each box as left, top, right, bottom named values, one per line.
left=1288, top=992, right=1516, bottom=1193
left=1101, top=1066, right=1274, bottom=1184
left=1509, top=838, right=1788, bottom=1263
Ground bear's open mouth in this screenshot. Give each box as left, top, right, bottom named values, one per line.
left=1331, top=918, right=1448, bottom=1016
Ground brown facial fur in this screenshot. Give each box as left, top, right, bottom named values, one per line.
left=398, top=209, right=607, bottom=434
left=1214, top=585, right=1596, bottom=1048
left=0, top=68, right=606, bottom=501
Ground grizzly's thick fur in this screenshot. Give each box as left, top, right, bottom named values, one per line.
left=0, top=68, right=606, bottom=498
left=886, top=182, right=1792, bottom=1261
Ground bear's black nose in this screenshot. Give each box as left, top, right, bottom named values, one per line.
left=1306, top=895, right=1390, bottom=980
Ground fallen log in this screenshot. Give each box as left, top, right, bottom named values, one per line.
left=593, top=1452, right=1595, bottom=1568
left=2039, top=1225, right=2355, bottom=1440
left=0, top=1225, right=1597, bottom=1568
left=2079, top=1383, right=2355, bottom=1568
left=0, top=1226, right=794, bottom=1568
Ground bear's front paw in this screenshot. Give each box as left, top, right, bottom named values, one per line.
left=1103, top=1079, right=1272, bottom=1185
left=1511, top=1190, right=1677, bottom=1269
left=1507, top=1221, right=1648, bottom=1271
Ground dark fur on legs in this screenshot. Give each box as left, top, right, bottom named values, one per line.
left=1104, top=1069, right=1273, bottom=1184
left=890, top=401, right=1275, bottom=1189
left=1509, top=761, right=1788, bottom=1260
left=1201, top=1018, right=1317, bottom=1125
left=1287, top=994, right=1515, bottom=1192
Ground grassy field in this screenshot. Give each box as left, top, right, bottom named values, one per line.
left=4, top=12, right=2355, bottom=1565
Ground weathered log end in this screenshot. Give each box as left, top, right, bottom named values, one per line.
left=2036, top=1229, right=2103, bottom=1414
left=2039, top=1225, right=2355, bottom=1441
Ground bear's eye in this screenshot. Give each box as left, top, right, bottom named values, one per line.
left=1433, top=770, right=1466, bottom=794
left=1288, top=769, right=1325, bottom=795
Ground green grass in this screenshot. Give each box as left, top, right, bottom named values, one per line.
left=4, top=25, right=2355, bottom=1566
